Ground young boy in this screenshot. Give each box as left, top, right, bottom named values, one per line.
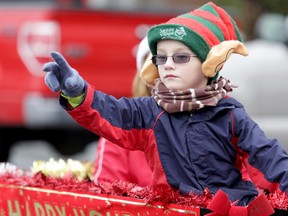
left=42, top=1, right=288, bottom=209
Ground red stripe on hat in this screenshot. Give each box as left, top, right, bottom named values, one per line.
left=209, top=3, right=237, bottom=40
left=192, top=10, right=231, bottom=40
left=167, top=17, right=220, bottom=47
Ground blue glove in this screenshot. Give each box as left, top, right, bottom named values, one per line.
left=42, top=51, right=85, bottom=97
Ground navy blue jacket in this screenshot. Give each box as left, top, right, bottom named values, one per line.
left=63, top=84, right=288, bottom=205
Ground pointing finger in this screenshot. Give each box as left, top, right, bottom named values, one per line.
left=50, top=51, right=72, bottom=73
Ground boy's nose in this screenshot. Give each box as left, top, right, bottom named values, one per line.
left=164, top=56, right=176, bottom=68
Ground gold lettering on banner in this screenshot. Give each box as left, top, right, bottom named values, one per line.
left=73, top=208, right=85, bottom=216
left=7, top=200, right=21, bottom=216
left=104, top=211, right=133, bottom=216
left=55, top=206, right=66, bottom=216
left=0, top=185, right=201, bottom=216
left=88, top=210, right=102, bottom=216
left=26, top=200, right=31, bottom=216
left=5, top=200, right=154, bottom=216
left=45, top=204, right=56, bottom=216
left=34, top=202, right=45, bottom=216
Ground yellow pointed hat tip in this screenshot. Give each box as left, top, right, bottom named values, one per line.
left=202, top=40, right=249, bottom=78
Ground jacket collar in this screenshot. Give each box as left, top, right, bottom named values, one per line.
left=190, top=96, right=243, bottom=122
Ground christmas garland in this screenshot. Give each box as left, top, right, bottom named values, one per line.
left=0, top=160, right=288, bottom=215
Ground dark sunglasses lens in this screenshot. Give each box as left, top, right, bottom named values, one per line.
left=152, top=54, right=192, bottom=65
left=173, top=54, right=190, bottom=63
left=153, top=55, right=167, bottom=65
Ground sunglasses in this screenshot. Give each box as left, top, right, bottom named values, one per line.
left=151, top=53, right=198, bottom=65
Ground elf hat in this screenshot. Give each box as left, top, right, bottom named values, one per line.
left=140, top=2, right=249, bottom=87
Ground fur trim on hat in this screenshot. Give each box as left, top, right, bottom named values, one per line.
left=136, top=37, right=150, bottom=72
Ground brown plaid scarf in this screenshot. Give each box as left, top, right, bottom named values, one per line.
left=151, top=76, right=236, bottom=113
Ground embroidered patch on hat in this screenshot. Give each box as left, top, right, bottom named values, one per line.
left=159, top=27, right=187, bottom=40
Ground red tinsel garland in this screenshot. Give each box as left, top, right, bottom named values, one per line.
left=0, top=163, right=288, bottom=212
left=0, top=171, right=212, bottom=208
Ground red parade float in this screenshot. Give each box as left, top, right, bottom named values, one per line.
left=0, top=162, right=287, bottom=216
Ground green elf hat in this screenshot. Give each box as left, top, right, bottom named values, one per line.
left=140, top=1, right=249, bottom=87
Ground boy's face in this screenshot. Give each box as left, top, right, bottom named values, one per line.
left=156, top=40, right=208, bottom=90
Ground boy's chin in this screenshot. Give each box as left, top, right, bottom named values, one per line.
left=163, top=79, right=194, bottom=90
left=163, top=82, right=184, bottom=90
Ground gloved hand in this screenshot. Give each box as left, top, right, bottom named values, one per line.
left=42, top=51, right=85, bottom=97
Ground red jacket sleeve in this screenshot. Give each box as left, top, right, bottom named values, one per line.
left=94, top=137, right=152, bottom=187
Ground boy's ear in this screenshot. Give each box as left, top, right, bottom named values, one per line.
left=140, top=53, right=159, bottom=87
left=202, top=40, right=249, bottom=78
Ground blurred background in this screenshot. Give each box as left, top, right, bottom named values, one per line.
left=0, top=0, right=287, bottom=170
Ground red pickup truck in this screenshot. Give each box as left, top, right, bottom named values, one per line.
left=0, top=0, right=189, bottom=161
